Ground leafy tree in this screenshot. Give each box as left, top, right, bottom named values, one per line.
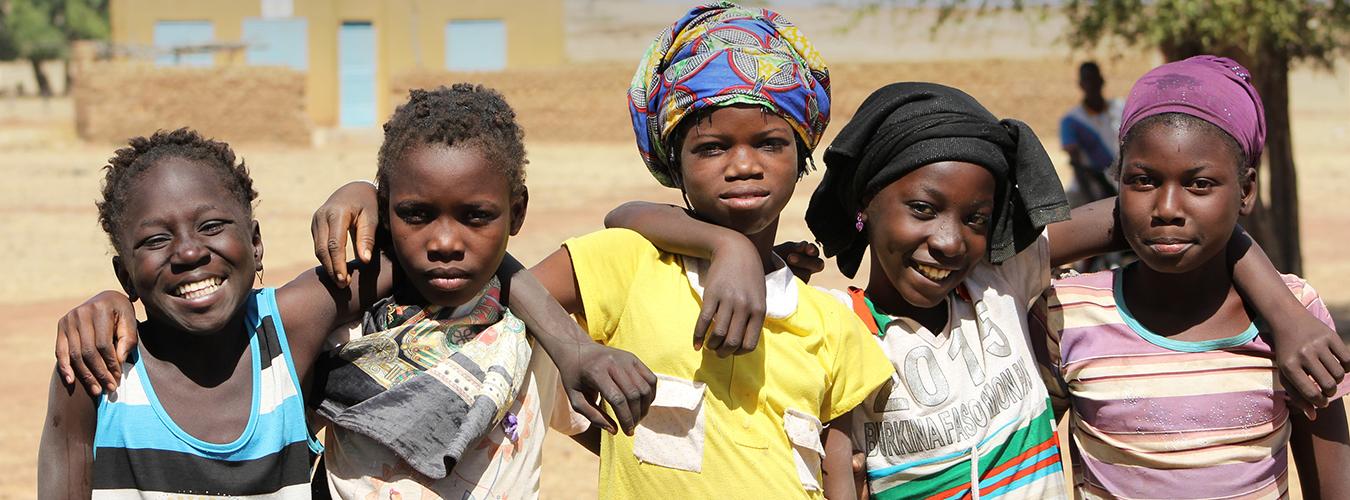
left=0, top=0, right=108, bottom=96
left=922, top=0, right=1350, bottom=274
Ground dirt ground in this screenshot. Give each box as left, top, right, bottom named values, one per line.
left=2, top=3, right=1348, bottom=498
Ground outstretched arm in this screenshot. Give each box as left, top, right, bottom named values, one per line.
left=1046, top=197, right=1348, bottom=408
left=38, top=368, right=95, bottom=500
left=499, top=253, right=655, bottom=435
left=605, top=201, right=767, bottom=356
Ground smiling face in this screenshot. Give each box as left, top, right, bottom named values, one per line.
left=1117, top=121, right=1255, bottom=274
left=385, top=143, right=524, bottom=307
left=865, top=161, right=995, bottom=309
left=112, top=158, right=262, bottom=335
left=676, top=105, right=798, bottom=238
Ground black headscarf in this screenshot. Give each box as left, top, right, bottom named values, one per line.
left=806, top=82, right=1070, bottom=278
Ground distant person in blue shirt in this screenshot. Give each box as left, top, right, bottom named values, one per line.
left=1060, top=62, right=1123, bottom=205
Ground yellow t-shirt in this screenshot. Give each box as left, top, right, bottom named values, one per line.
left=565, top=228, right=894, bottom=499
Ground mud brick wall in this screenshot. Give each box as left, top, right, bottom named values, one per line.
left=74, top=63, right=312, bottom=145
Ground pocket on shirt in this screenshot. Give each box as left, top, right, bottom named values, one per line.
left=633, top=374, right=707, bottom=473
left=783, top=408, right=825, bottom=492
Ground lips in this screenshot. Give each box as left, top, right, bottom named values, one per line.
left=1144, top=237, right=1194, bottom=255
left=718, top=185, right=770, bottom=210
left=424, top=268, right=473, bottom=292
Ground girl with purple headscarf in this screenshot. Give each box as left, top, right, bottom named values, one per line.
left=1034, top=56, right=1350, bottom=499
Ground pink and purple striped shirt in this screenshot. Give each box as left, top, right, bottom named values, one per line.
left=1035, top=269, right=1340, bottom=499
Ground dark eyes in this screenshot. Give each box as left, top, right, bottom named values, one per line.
left=907, top=201, right=988, bottom=229
left=1188, top=178, right=1217, bottom=190
left=141, top=235, right=170, bottom=250
left=200, top=220, right=228, bottom=234
left=137, top=219, right=232, bottom=249
left=395, top=207, right=432, bottom=225
left=465, top=210, right=496, bottom=225
left=395, top=207, right=497, bottom=226
left=1124, top=174, right=1218, bottom=191
left=907, top=201, right=936, bottom=218
left=690, top=138, right=791, bottom=157
left=1125, top=174, right=1156, bottom=188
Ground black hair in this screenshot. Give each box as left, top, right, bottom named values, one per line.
left=663, top=105, right=813, bottom=188
left=1079, top=61, right=1102, bottom=79
left=1116, top=112, right=1252, bottom=187
left=96, top=127, right=256, bottom=251
left=376, top=84, right=527, bottom=226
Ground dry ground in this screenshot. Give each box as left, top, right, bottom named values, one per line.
left=2, top=3, right=1347, bottom=497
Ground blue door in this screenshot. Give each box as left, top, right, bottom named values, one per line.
left=243, top=18, right=308, bottom=71
left=338, top=22, right=376, bottom=128
left=445, top=19, right=506, bottom=71
left=154, top=20, right=214, bottom=67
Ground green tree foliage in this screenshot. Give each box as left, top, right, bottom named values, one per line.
left=924, top=0, right=1350, bottom=274
left=0, top=0, right=108, bottom=95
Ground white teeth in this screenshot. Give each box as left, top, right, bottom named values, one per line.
left=175, top=277, right=224, bottom=299
left=915, top=264, right=952, bottom=281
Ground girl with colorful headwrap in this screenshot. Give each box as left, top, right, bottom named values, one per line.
left=528, top=3, right=895, bottom=498
left=610, top=69, right=1345, bottom=500
left=1032, top=55, right=1350, bottom=499
left=288, top=3, right=888, bottom=497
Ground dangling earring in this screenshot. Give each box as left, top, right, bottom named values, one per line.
left=856, top=211, right=865, bottom=232
left=256, top=263, right=265, bottom=285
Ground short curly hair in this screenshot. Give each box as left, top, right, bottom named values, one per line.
left=96, top=128, right=257, bottom=251
left=376, top=84, right=527, bottom=225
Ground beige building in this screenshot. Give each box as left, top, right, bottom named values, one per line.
left=109, top=0, right=565, bottom=127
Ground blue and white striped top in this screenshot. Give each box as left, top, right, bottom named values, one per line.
left=91, top=288, right=319, bottom=498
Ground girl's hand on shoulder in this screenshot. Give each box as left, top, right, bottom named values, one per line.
left=558, top=342, right=657, bottom=436
left=55, top=291, right=138, bottom=397
left=700, top=235, right=767, bottom=357
left=311, top=180, right=380, bottom=287
left=774, top=240, right=824, bottom=283
left=1276, top=313, right=1350, bottom=417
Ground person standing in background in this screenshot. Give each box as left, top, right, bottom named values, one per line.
left=1060, top=62, right=1123, bottom=205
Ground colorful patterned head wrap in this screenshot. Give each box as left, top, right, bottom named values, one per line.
left=628, top=1, right=831, bottom=188
left=1119, top=55, right=1266, bottom=168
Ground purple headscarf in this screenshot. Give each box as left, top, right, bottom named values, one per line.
left=1119, top=55, right=1266, bottom=167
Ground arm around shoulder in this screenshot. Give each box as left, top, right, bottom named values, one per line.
left=39, top=368, right=97, bottom=500
left=274, top=252, right=393, bottom=381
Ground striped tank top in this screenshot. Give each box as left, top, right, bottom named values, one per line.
left=1039, top=268, right=1342, bottom=499
left=92, top=288, right=319, bottom=498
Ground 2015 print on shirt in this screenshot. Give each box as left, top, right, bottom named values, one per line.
left=862, top=299, right=1036, bottom=458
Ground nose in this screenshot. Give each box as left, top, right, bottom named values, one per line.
left=725, top=145, right=764, bottom=180
left=426, top=220, right=465, bottom=262
left=169, top=234, right=210, bottom=269
left=1151, top=184, right=1185, bottom=226
left=927, top=217, right=966, bottom=261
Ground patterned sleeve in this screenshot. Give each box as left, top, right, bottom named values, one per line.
left=820, top=307, right=894, bottom=422
left=562, top=228, right=661, bottom=343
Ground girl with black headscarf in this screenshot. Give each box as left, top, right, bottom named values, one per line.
left=608, top=79, right=1343, bottom=498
